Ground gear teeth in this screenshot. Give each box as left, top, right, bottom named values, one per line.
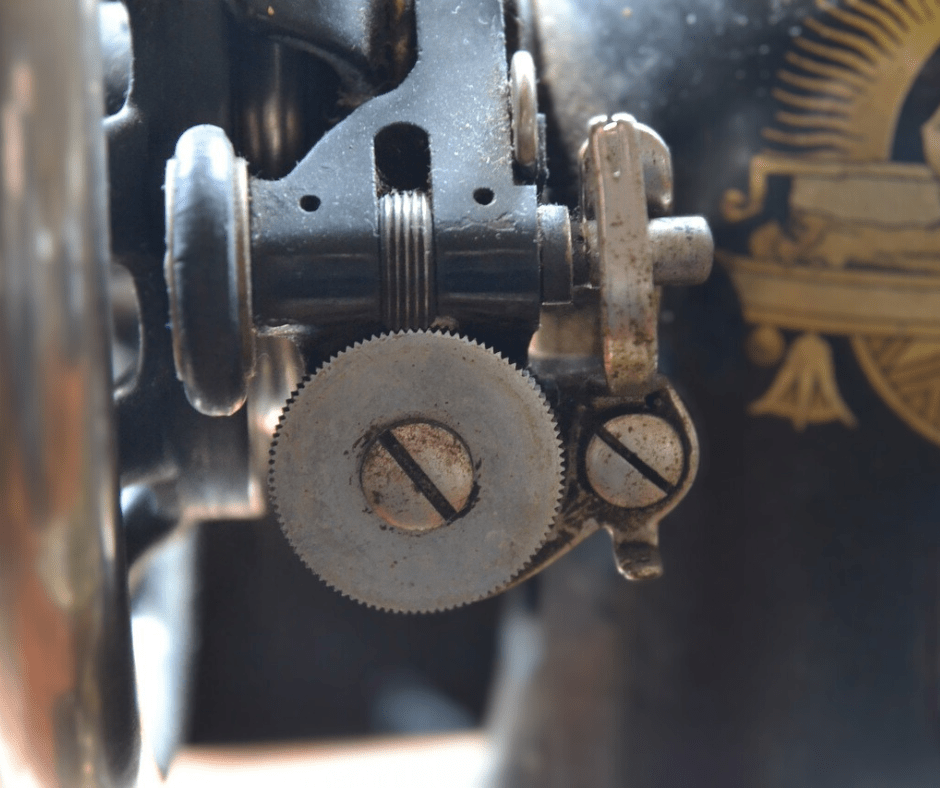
left=268, top=371, right=314, bottom=514
left=269, top=329, right=566, bottom=613
left=499, top=376, right=566, bottom=593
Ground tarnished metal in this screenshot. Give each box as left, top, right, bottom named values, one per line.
left=380, top=190, right=434, bottom=330
left=633, top=120, right=673, bottom=217
left=648, top=216, right=713, bottom=286
left=580, top=113, right=713, bottom=395
left=522, top=113, right=711, bottom=585
left=270, top=331, right=564, bottom=612
left=249, top=0, right=542, bottom=333
left=510, top=50, right=538, bottom=170
left=360, top=420, right=476, bottom=532
left=583, top=114, right=660, bottom=395
left=537, top=204, right=574, bottom=305
left=584, top=414, right=684, bottom=509
left=504, top=384, right=700, bottom=587
left=502, top=2, right=940, bottom=784
left=100, top=0, right=713, bottom=626
left=0, top=0, right=143, bottom=782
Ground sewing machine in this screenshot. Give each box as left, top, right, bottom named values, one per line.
left=2, top=1, right=939, bottom=786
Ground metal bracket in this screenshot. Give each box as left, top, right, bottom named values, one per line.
left=581, top=113, right=713, bottom=396
left=583, top=114, right=660, bottom=395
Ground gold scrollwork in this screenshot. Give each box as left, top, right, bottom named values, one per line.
left=719, top=0, right=940, bottom=446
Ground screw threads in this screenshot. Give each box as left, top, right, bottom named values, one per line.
left=380, top=190, right=434, bottom=330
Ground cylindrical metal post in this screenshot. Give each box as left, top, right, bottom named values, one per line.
left=0, top=0, right=142, bottom=785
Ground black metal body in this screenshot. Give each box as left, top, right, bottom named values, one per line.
left=249, top=0, right=541, bottom=334
left=110, top=0, right=545, bottom=499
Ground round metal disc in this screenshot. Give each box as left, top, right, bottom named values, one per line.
left=270, top=331, right=564, bottom=612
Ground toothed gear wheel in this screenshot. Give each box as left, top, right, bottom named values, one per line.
left=270, top=331, right=564, bottom=613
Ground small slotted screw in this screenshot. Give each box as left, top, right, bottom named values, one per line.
left=584, top=414, right=684, bottom=508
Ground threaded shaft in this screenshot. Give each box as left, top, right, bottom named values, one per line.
left=379, top=190, right=434, bottom=330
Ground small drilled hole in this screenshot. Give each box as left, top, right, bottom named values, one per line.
left=473, top=188, right=494, bottom=206
left=299, top=194, right=321, bottom=212
left=374, top=123, right=431, bottom=194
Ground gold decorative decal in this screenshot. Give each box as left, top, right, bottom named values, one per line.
left=719, top=0, right=940, bottom=445
left=750, top=333, right=858, bottom=430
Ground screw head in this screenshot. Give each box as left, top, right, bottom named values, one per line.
left=585, top=414, right=684, bottom=508
left=360, top=421, right=475, bottom=532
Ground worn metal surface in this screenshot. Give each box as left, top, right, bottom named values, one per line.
left=110, top=0, right=710, bottom=614
left=580, top=112, right=712, bottom=396
left=507, top=383, right=700, bottom=587
left=649, top=215, right=713, bottom=286
left=517, top=113, right=708, bottom=584
left=104, top=0, right=547, bottom=560
left=103, top=0, right=315, bottom=537
left=0, top=0, right=143, bottom=782
left=583, top=114, right=660, bottom=395
left=359, top=420, right=476, bottom=532
left=165, top=125, right=253, bottom=417
left=584, top=413, right=684, bottom=509
left=250, top=0, right=541, bottom=333
left=634, top=121, right=673, bottom=218
left=270, top=331, right=564, bottom=612
left=505, top=2, right=940, bottom=785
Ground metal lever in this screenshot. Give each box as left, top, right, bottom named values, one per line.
left=582, top=113, right=713, bottom=395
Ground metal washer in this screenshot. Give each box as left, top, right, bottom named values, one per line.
left=270, top=331, right=564, bottom=613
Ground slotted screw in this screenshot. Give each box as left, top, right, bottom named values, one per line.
left=360, top=421, right=475, bottom=532
left=584, top=414, right=684, bottom=508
